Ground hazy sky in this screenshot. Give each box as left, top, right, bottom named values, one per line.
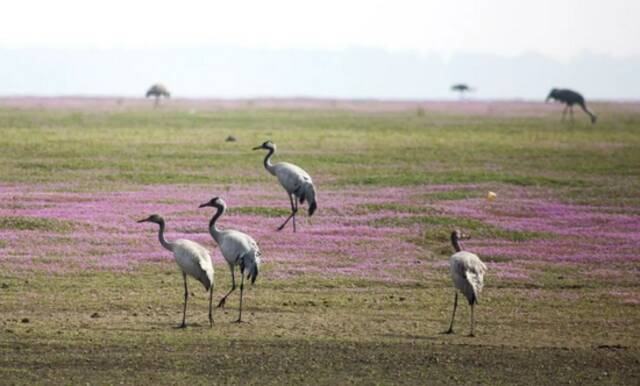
left=2, top=0, right=638, bottom=60
left=1, top=1, right=639, bottom=99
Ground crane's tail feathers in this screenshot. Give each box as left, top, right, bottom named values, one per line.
left=300, top=183, right=317, bottom=217
left=196, top=259, right=215, bottom=292
left=241, top=250, right=261, bottom=285
left=248, top=264, right=259, bottom=285
left=200, top=275, right=213, bottom=292
left=464, top=268, right=485, bottom=305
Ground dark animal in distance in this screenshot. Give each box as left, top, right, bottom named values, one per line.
left=146, top=84, right=171, bottom=108
left=546, top=88, right=597, bottom=124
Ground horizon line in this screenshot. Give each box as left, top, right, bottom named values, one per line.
left=2, top=95, right=639, bottom=103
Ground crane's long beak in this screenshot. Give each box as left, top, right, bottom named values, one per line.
left=252, top=146, right=262, bottom=150
left=137, top=218, right=150, bottom=223
left=198, top=202, right=210, bottom=208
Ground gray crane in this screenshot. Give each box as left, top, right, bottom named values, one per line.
left=199, top=197, right=261, bottom=323
left=444, top=230, right=487, bottom=337
left=253, top=141, right=317, bottom=232
left=137, top=214, right=214, bottom=328
left=546, top=88, right=597, bottom=124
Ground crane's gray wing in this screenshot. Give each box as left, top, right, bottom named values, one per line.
left=452, top=260, right=477, bottom=305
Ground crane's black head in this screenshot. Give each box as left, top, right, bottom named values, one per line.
left=198, top=196, right=224, bottom=208
left=451, top=229, right=470, bottom=244
left=138, top=214, right=164, bottom=224
left=546, top=88, right=559, bottom=102
left=451, top=229, right=468, bottom=252
left=252, top=140, right=275, bottom=151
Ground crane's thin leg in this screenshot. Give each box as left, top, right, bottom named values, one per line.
left=208, top=281, right=214, bottom=328
left=570, top=106, right=574, bottom=122
left=468, top=304, right=475, bottom=337
left=562, top=105, right=568, bottom=121
left=178, top=273, right=188, bottom=329
left=233, top=268, right=246, bottom=323
left=218, top=266, right=236, bottom=308
left=277, top=194, right=298, bottom=231
left=154, top=96, right=159, bottom=109
left=292, top=196, right=299, bottom=232
left=445, top=292, right=458, bottom=334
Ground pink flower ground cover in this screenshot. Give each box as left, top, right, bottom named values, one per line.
left=0, top=184, right=422, bottom=281
left=1, top=183, right=638, bottom=283
left=436, top=198, right=640, bottom=263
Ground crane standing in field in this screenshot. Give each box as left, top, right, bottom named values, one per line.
left=546, top=88, right=597, bottom=124
left=145, top=83, right=171, bottom=108
left=137, top=214, right=214, bottom=328
left=199, top=197, right=261, bottom=323
left=253, top=140, right=317, bottom=232
left=445, top=229, right=487, bottom=337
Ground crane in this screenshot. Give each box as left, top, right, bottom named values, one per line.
left=445, top=229, right=487, bottom=337
left=137, top=214, right=214, bottom=328
left=253, top=140, right=317, bottom=232
left=199, top=197, right=261, bottom=323
left=546, top=88, right=597, bottom=124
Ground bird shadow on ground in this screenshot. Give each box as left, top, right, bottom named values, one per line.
left=376, top=333, right=440, bottom=341
left=87, top=321, right=215, bottom=332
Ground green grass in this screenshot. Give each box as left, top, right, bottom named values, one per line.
left=373, top=214, right=552, bottom=242
left=232, top=206, right=291, bottom=217
left=0, top=216, right=76, bottom=232
left=1, top=107, right=639, bottom=203
left=1, top=103, right=639, bottom=384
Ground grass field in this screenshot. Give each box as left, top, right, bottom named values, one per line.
left=1, top=98, right=639, bottom=384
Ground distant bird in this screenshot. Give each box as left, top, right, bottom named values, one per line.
left=137, top=214, right=214, bottom=328
left=451, top=83, right=474, bottom=98
left=253, top=140, right=317, bottom=232
left=546, top=88, right=597, bottom=124
left=445, top=230, right=487, bottom=337
left=145, top=83, right=171, bottom=108
left=199, top=197, right=261, bottom=323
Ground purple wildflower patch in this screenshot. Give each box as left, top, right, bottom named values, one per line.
left=1, top=183, right=638, bottom=283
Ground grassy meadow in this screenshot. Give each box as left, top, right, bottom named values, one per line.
left=1, top=99, right=639, bottom=384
